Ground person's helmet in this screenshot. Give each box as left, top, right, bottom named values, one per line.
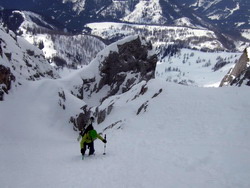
left=90, top=117, right=94, bottom=122
left=89, top=130, right=97, bottom=139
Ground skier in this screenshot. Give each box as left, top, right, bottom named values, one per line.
left=80, top=129, right=107, bottom=159
left=78, top=117, right=107, bottom=159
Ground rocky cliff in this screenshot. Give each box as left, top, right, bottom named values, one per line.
left=0, top=25, right=59, bottom=100
left=220, top=47, right=250, bottom=87
left=70, top=36, right=158, bottom=129
left=0, top=65, right=15, bottom=101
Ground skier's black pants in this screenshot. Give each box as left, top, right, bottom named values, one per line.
left=81, top=142, right=95, bottom=156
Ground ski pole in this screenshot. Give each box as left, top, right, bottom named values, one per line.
left=103, top=134, right=106, bottom=155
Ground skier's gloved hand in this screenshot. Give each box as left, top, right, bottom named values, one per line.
left=81, top=148, right=85, bottom=155
left=103, top=139, right=107, bottom=143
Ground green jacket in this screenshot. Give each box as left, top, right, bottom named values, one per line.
left=80, top=131, right=104, bottom=149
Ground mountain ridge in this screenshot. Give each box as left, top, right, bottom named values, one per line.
left=1, top=0, right=249, bottom=33
left=1, top=2, right=250, bottom=187
left=0, top=1, right=250, bottom=89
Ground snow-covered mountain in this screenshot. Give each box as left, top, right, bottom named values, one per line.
left=156, top=48, right=241, bottom=87
left=0, top=10, right=107, bottom=68
left=179, top=0, right=250, bottom=30
left=0, top=3, right=248, bottom=88
left=86, top=22, right=233, bottom=51
left=1, top=1, right=250, bottom=187
left=1, top=0, right=249, bottom=35
left=1, top=34, right=250, bottom=188
left=0, top=0, right=112, bottom=32
left=179, top=0, right=250, bottom=42
left=1, top=0, right=249, bottom=55
left=2, top=7, right=249, bottom=87
left=0, top=25, right=59, bottom=100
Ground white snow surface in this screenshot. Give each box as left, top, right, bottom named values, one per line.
left=1, top=28, right=250, bottom=188
left=156, top=48, right=241, bottom=87
left=0, top=26, right=59, bottom=82
left=241, top=29, right=250, bottom=40
left=174, top=17, right=196, bottom=28
left=122, top=0, right=166, bottom=24
left=1, top=76, right=250, bottom=187
left=86, top=22, right=224, bottom=51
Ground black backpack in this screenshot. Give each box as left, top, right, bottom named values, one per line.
left=80, top=123, right=94, bottom=136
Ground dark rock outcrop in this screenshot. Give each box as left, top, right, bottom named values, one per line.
left=99, top=37, right=156, bottom=91
left=71, top=36, right=158, bottom=129
left=220, top=48, right=250, bottom=87
left=0, top=65, right=15, bottom=101
left=82, top=36, right=157, bottom=103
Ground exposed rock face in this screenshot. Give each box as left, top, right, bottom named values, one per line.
left=99, top=37, right=156, bottom=91
left=220, top=48, right=250, bottom=87
left=82, top=36, right=157, bottom=104
left=71, top=36, right=158, bottom=129
left=0, top=65, right=15, bottom=100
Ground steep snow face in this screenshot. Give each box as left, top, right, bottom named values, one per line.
left=0, top=25, right=59, bottom=100
left=156, top=49, right=241, bottom=87
left=1, top=22, right=250, bottom=187
left=122, top=0, right=166, bottom=24
left=0, top=26, right=59, bottom=82
left=16, top=10, right=56, bottom=31
left=22, top=33, right=106, bottom=67
left=1, top=78, right=250, bottom=188
left=12, top=10, right=106, bottom=67
left=50, top=34, right=106, bottom=67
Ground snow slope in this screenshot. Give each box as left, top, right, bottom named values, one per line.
left=11, top=10, right=106, bottom=66
left=121, top=0, right=166, bottom=24
left=1, top=76, right=250, bottom=188
left=86, top=22, right=225, bottom=51
left=156, top=48, right=241, bottom=87
left=0, top=25, right=59, bottom=82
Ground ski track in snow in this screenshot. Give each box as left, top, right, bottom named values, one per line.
left=1, top=78, right=250, bottom=188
